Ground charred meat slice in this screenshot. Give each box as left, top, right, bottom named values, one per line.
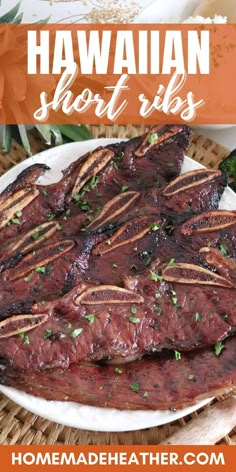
left=0, top=336, right=235, bottom=410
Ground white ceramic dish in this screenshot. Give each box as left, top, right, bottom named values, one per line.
left=0, top=138, right=235, bottom=432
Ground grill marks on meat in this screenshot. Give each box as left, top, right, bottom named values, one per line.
left=71, top=148, right=114, bottom=198
left=87, top=191, right=140, bottom=231
left=0, top=336, right=235, bottom=410
left=162, top=263, right=234, bottom=288
left=93, top=215, right=163, bottom=256
left=0, top=188, right=39, bottom=230
left=134, top=125, right=185, bottom=157
left=0, top=313, right=48, bottom=339
left=3, top=239, right=76, bottom=282
left=0, top=124, right=236, bottom=410
left=181, top=211, right=236, bottom=235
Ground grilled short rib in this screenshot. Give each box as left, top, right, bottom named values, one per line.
left=0, top=336, right=235, bottom=410
left=0, top=124, right=236, bottom=410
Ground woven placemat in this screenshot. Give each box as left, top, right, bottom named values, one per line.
left=0, top=125, right=235, bottom=446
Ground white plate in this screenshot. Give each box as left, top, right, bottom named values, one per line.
left=0, top=138, right=235, bottom=432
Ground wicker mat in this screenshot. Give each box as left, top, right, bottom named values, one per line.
left=0, top=125, right=235, bottom=446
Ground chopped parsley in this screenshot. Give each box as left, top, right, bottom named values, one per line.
left=168, top=258, right=176, bottom=267
left=153, top=305, right=162, bottom=314
left=214, top=341, right=225, bottom=356
left=129, top=316, right=140, bottom=324
left=41, top=188, right=48, bottom=197
left=174, top=350, right=182, bottom=361
left=114, top=368, right=123, bottom=375
left=85, top=314, right=95, bottom=324
left=35, top=266, right=46, bottom=274
left=43, top=329, right=53, bottom=339
left=121, top=185, right=129, bottom=192
left=148, top=132, right=158, bottom=145
left=18, top=332, right=30, bottom=345
left=11, top=218, right=21, bottom=225
left=220, top=244, right=228, bottom=257
left=31, top=226, right=44, bottom=241
left=150, top=223, right=160, bottom=231
left=131, top=307, right=137, bottom=315
left=155, top=292, right=161, bottom=299
left=143, top=391, right=149, bottom=398
left=187, top=374, right=195, bottom=381
left=111, top=160, right=118, bottom=170
left=150, top=271, right=163, bottom=282
left=48, top=213, right=56, bottom=221
left=195, top=312, right=201, bottom=322
left=15, top=211, right=22, bottom=218
left=130, top=382, right=140, bottom=393
left=71, top=328, right=84, bottom=338
left=90, top=175, right=99, bottom=189
left=24, top=276, right=31, bottom=282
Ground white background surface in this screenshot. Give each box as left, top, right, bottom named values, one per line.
left=1, top=137, right=236, bottom=431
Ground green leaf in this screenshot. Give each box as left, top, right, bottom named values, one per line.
left=85, top=314, right=95, bottom=324
left=129, top=316, right=140, bottom=324
left=52, top=125, right=93, bottom=142
left=34, top=16, right=51, bottom=24
left=2, top=125, right=12, bottom=153
left=148, top=133, right=158, bottom=145
left=71, top=328, right=83, bottom=338
left=219, top=150, right=236, bottom=191
left=174, top=350, right=182, bottom=361
left=0, top=1, right=21, bottom=23
left=50, top=127, right=63, bottom=146
left=35, top=124, right=52, bottom=145
left=13, top=12, right=23, bottom=23
left=130, top=382, right=140, bottom=393
left=18, top=125, right=31, bottom=156
left=214, top=341, right=225, bottom=356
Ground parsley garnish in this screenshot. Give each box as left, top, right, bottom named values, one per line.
left=174, top=350, right=182, bottom=361
left=35, top=266, right=46, bottom=274
left=129, top=316, right=140, bottom=324
left=150, top=271, right=163, bottom=282
left=214, top=341, right=225, bottom=356
left=187, top=374, right=195, bottom=381
left=130, top=382, right=140, bottom=393
left=71, top=328, right=84, bottom=338
left=150, top=223, right=160, bottom=231
left=85, top=314, right=95, bottom=324
left=220, top=244, right=228, bottom=257
left=41, top=188, right=48, bottom=197
left=168, top=258, right=176, bottom=267
left=18, top=332, right=30, bottom=345
left=153, top=305, right=162, bottom=314
left=195, top=312, right=201, bottom=322
left=148, top=132, right=158, bottom=144
left=121, top=185, right=129, bottom=192
left=131, top=307, right=137, bottom=315
left=114, top=368, right=123, bottom=375
left=43, top=329, right=52, bottom=339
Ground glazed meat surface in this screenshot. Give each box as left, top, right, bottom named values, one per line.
left=0, top=124, right=236, bottom=410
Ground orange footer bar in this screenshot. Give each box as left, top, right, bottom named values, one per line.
left=0, top=446, right=235, bottom=472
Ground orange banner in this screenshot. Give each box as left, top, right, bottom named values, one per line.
left=1, top=24, right=236, bottom=124
left=0, top=445, right=235, bottom=471
left=0, top=446, right=235, bottom=472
